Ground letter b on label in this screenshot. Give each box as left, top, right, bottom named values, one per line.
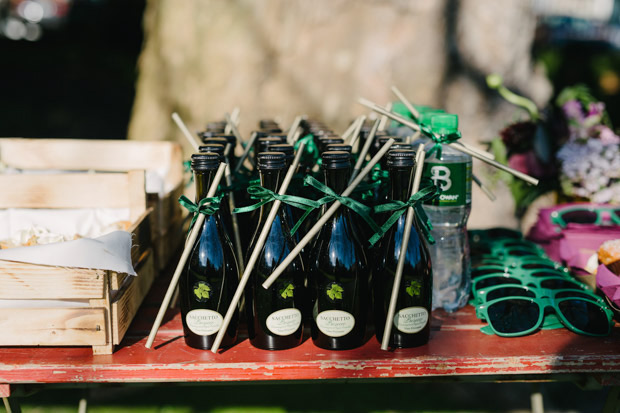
left=430, top=165, right=451, bottom=191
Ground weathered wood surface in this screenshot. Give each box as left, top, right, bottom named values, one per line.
left=0, top=262, right=104, bottom=299
left=0, top=273, right=617, bottom=384
left=0, top=308, right=107, bottom=346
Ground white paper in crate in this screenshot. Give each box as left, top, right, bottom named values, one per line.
left=0, top=207, right=136, bottom=275
left=0, top=231, right=136, bottom=275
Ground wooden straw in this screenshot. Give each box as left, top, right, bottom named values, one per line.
left=291, top=129, right=302, bottom=144
left=172, top=112, right=200, bottom=152
left=381, top=144, right=425, bottom=351
left=473, top=173, right=496, bottom=201
left=210, top=143, right=306, bottom=353
left=347, top=115, right=367, bottom=147
left=146, top=162, right=227, bottom=349
left=223, top=144, right=246, bottom=274
left=233, top=126, right=260, bottom=174
left=350, top=118, right=380, bottom=183
left=388, top=88, right=496, bottom=161
left=358, top=98, right=539, bottom=186
left=378, top=102, right=392, bottom=132
left=262, top=138, right=396, bottom=290
left=286, top=115, right=303, bottom=144
left=342, top=116, right=362, bottom=141
left=224, top=107, right=241, bottom=135
left=391, top=86, right=420, bottom=119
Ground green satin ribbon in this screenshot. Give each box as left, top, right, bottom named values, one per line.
left=303, top=175, right=380, bottom=233
left=178, top=194, right=223, bottom=232
left=426, top=131, right=461, bottom=160
left=233, top=184, right=322, bottom=235
left=368, top=182, right=440, bottom=247
left=295, top=134, right=320, bottom=165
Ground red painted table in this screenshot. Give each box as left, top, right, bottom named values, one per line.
left=1, top=274, right=619, bottom=395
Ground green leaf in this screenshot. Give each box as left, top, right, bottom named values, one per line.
left=280, top=283, right=294, bottom=299
left=406, top=280, right=421, bottom=297
left=326, top=283, right=343, bottom=300
left=194, top=283, right=211, bottom=300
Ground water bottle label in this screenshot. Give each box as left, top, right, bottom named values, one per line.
left=316, top=310, right=355, bottom=337
left=186, top=309, right=223, bottom=336
left=393, top=307, right=429, bottom=334
left=266, top=308, right=302, bottom=336
left=423, top=161, right=471, bottom=206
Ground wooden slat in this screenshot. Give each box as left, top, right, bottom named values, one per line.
left=147, top=182, right=184, bottom=237
left=0, top=173, right=145, bottom=212
left=112, top=250, right=156, bottom=345
left=90, top=273, right=113, bottom=354
left=0, top=308, right=107, bottom=346
left=0, top=138, right=183, bottom=191
left=0, top=261, right=104, bottom=299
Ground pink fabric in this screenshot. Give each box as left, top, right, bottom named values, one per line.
left=596, top=264, right=620, bottom=306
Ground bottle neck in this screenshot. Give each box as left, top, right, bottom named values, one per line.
left=258, top=168, right=284, bottom=224
left=389, top=166, right=414, bottom=202
left=195, top=169, right=217, bottom=201
left=324, top=167, right=350, bottom=195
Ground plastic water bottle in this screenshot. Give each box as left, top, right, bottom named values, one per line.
left=421, top=114, right=472, bottom=312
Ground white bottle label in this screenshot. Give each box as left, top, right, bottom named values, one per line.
left=316, top=310, right=355, bottom=338
left=393, top=307, right=429, bottom=334
left=186, top=309, right=223, bottom=336
left=266, top=308, right=302, bottom=336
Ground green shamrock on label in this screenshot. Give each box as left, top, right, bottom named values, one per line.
left=194, top=282, right=211, bottom=300
left=406, top=280, right=421, bottom=297
left=280, top=283, right=294, bottom=299
left=326, top=283, right=343, bottom=300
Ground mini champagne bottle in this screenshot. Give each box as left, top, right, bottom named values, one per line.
left=309, top=151, right=369, bottom=350
left=374, top=150, right=432, bottom=348
left=180, top=152, right=240, bottom=349
left=246, top=152, right=306, bottom=350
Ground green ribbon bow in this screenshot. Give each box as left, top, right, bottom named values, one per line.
left=294, top=135, right=320, bottom=165
left=178, top=194, right=223, bottom=232
left=426, top=131, right=461, bottom=160
left=233, top=185, right=321, bottom=235
left=303, top=175, right=380, bottom=233
left=368, top=182, right=440, bottom=247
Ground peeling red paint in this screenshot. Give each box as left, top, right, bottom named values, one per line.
left=0, top=279, right=618, bottom=385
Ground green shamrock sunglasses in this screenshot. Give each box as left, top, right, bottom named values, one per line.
left=472, top=284, right=600, bottom=307
left=475, top=295, right=613, bottom=337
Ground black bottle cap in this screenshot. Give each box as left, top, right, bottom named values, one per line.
left=318, top=137, right=344, bottom=153
left=198, top=144, right=225, bottom=159
left=390, top=143, right=414, bottom=151
left=321, top=151, right=351, bottom=170
left=387, top=149, right=417, bottom=168
left=202, top=137, right=228, bottom=146
left=191, top=152, right=220, bottom=171
left=378, top=135, right=402, bottom=145
left=326, top=143, right=352, bottom=153
left=270, top=144, right=295, bottom=161
left=257, top=152, right=286, bottom=170
left=258, top=137, right=284, bottom=153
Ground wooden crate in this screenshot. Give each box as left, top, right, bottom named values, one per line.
left=0, top=138, right=185, bottom=269
left=0, top=171, right=155, bottom=355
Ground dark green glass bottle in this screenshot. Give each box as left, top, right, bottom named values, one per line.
left=309, top=151, right=369, bottom=350
left=374, top=150, right=432, bottom=348
left=246, top=152, right=306, bottom=350
left=180, top=152, right=239, bottom=349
